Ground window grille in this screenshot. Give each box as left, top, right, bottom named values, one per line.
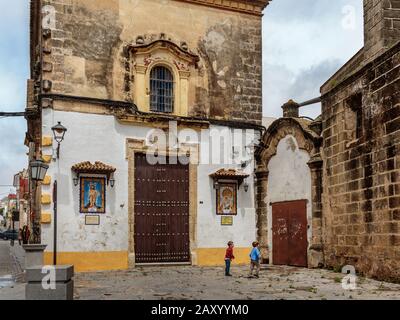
left=150, top=66, right=174, bottom=113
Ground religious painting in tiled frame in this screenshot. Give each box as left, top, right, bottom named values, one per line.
left=79, top=177, right=106, bottom=214
left=216, top=182, right=238, bottom=216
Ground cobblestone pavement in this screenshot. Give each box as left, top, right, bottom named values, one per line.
left=0, top=241, right=12, bottom=277
left=2, top=264, right=400, bottom=300
left=73, top=265, right=400, bottom=300
left=0, top=241, right=15, bottom=291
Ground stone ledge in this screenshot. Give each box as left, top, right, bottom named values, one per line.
left=26, top=265, right=74, bottom=283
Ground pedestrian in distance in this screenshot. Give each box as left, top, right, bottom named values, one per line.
left=18, top=228, right=23, bottom=246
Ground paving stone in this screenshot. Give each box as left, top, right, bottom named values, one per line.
left=72, top=266, right=400, bottom=300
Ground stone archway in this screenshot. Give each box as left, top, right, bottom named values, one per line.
left=255, top=118, right=323, bottom=268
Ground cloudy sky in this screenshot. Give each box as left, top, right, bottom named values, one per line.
left=0, top=0, right=363, bottom=194
left=263, top=0, right=364, bottom=119
left=0, top=0, right=30, bottom=197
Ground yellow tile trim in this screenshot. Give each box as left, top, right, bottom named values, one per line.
left=42, top=175, right=52, bottom=186
left=42, top=155, right=52, bottom=164
left=41, top=194, right=51, bottom=205
left=41, top=213, right=52, bottom=224
left=195, top=248, right=250, bottom=266
left=42, top=136, right=53, bottom=147
left=43, top=251, right=129, bottom=272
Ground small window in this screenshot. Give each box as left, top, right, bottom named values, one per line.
left=347, top=93, right=363, bottom=139
left=150, top=66, right=174, bottom=113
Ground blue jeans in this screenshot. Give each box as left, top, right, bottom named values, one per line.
left=225, top=259, right=231, bottom=275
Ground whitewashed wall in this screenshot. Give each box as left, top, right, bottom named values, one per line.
left=197, top=126, right=258, bottom=249
left=41, top=110, right=133, bottom=252
left=266, top=135, right=312, bottom=263
left=41, top=110, right=258, bottom=253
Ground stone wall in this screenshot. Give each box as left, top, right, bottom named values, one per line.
left=321, top=42, right=400, bottom=282
left=40, top=0, right=264, bottom=124
left=364, top=0, right=400, bottom=62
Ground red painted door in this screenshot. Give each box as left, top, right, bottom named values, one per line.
left=272, top=200, right=308, bottom=267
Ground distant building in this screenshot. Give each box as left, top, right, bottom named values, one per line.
left=0, top=197, right=7, bottom=227
left=12, top=170, right=30, bottom=230
left=4, top=194, right=17, bottom=230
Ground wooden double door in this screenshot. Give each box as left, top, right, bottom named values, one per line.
left=272, top=200, right=308, bottom=267
left=134, top=154, right=190, bottom=264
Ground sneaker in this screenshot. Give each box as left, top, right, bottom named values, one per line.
left=226, top=274, right=233, bottom=277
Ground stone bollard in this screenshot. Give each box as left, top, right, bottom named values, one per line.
left=25, top=265, right=74, bottom=300
left=22, top=244, right=47, bottom=269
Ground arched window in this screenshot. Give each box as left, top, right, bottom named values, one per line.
left=150, top=66, right=174, bottom=113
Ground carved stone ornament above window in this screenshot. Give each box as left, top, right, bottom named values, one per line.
left=126, top=37, right=201, bottom=117
left=128, top=39, right=200, bottom=69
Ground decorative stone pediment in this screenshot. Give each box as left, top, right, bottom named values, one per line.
left=126, top=36, right=200, bottom=117
left=257, top=117, right=321, bottom=165
left=129, top=39, right=200, bottom=71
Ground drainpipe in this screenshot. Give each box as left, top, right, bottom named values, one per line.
left=298, top=97, right=322, bottom=107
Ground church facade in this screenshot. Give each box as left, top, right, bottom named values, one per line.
left=25, top=0, right=270, bottom=271
left=26, top=0, right=400, bottom=282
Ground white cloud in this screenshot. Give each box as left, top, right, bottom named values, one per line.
left=262, top=0, right=364, bottom=118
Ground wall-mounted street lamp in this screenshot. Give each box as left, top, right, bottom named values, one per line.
left=73, top=174, right=79, bottom=187
left=28, top=159, right=49, bottom=244
left=50, top=122, right=67, bottom=266
left=243, top=179, right=249, bottom=193
left=51, top=122, right=67, bottom=159
left=109, top=174, right=116, bottom=188
left=30, top=159, right=49, bottom=182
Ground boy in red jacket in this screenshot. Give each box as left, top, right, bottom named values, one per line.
left=225, top=241, right=235, bottom=276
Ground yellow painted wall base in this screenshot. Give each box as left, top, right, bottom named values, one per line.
left=43, top=249, right=250, bottom=272
left=196, top=248, right=250, bottom=266
left=44, top=251, right=129, bottom=272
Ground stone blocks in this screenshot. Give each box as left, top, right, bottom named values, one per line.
left=321, top=40, right=400, bottom=281
left=25, top=265, right=74, bottom=301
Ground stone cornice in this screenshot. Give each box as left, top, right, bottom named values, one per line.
left=174, top=0, right=271, bottom=16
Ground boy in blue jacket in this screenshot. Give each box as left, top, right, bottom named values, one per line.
left=248, top=241, right=261, bottom=278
